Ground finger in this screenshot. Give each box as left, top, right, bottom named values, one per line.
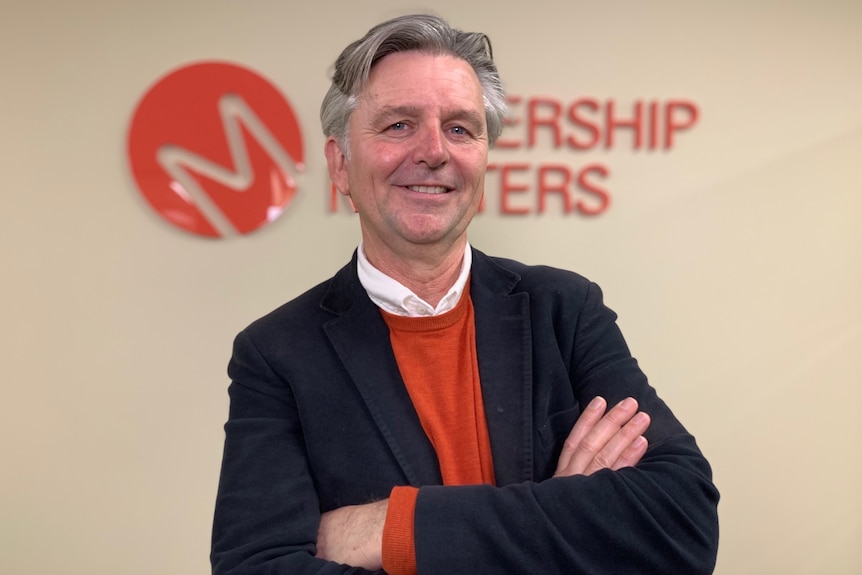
left=554, top=396, right=606, bottom=476
left=612, top=434, right=649, bottom=470
left=561, top=397, right=640, bottom=476
left=584, top=411, right=650, bottom=475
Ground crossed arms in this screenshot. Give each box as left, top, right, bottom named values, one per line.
left=317, top=395, right=652, bottom=569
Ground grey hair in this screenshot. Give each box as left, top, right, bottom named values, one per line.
left=320, top=14, right=507, bottom=154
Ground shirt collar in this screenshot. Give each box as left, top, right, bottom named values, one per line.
left=356, top=242, right=472, bottom=317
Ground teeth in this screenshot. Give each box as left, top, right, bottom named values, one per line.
left=408, top=185, right=448, bottom=194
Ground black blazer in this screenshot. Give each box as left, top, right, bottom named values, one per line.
left=212, top=249, right=719, bottom=574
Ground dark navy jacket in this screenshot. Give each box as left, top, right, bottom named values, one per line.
left=212, top=249, right=719, bottom=574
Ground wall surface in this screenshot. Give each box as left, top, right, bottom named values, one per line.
left=2, top=1, right=861, bottom=573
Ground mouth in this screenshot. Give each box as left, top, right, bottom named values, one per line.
left=406, top=185, right=451, bottom=195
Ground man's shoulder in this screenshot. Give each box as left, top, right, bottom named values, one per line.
left=474, top=249, right=595, bottom=296
left=473, top=250, right=614, bottom=329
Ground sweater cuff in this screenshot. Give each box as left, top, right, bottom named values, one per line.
left=381, top=486, right=419, bottom=575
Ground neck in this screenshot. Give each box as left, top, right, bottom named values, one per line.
left=362, top=238, right=467, bottom=308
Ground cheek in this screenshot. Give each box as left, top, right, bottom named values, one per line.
left=460, top=153, right=489, bottom=186
left=352, top=147, right=404, bottom=182
left=378, top=149, right=410, bottom=175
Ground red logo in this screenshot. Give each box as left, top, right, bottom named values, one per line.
left=127, top=61, right=304, bottom=237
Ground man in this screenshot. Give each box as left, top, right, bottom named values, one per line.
left=211, top=14, right=719, bottom=575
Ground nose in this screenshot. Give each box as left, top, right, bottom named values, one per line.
left=412, top=123, right=449, bottom=169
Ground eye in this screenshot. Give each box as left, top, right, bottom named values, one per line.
left=389, top=122, right=407, bottom=131
left=450, top=126, right=467, bottom=135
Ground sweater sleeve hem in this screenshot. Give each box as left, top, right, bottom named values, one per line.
left=382, top=486, right=419, bottom=575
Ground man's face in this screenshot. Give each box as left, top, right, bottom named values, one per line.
left=326, top=51, right=489, bottom=259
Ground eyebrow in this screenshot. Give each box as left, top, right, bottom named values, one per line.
left=374, top=105, right=422, bottom=120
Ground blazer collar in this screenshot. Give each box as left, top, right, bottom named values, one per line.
left=320, top=249, right=534, bottom=486
left=470, top=251, right=534, bottom=485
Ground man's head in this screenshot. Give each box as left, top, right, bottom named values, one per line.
left=320, top=14, right=507, bottom=154
left=322, top=14, right=507, bottom=263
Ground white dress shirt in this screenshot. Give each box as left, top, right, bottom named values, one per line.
left=356, top=242, right=472, bottom=317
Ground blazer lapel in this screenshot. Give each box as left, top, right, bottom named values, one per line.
left=321, top=257, right=443, bottom=487
left=471, top=250, right=535, bottom=486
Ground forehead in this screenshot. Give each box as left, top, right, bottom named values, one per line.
left=358, top=51, right=485, bottom=115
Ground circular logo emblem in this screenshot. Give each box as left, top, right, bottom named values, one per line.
left=127, top=61, right=304, bottom=237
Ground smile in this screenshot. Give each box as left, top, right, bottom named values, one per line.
left=407, top=185, right=450, bottom=195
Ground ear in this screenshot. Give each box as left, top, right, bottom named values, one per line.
left=324, top=137, right=350, bottom=196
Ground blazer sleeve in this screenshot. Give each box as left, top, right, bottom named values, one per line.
left=410, top=278, right=720, bottom=574
left=210, top=329, right=384, bottom=575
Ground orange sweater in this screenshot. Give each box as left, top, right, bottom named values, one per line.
left=379, top=286, right=495, bottom=575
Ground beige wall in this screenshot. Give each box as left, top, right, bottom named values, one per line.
left=3, top=1, right=860, bottom=573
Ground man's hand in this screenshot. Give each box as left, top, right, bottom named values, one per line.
left=315, top=499, right=388, bottom=569
left=554, top=396, right=650, bottom=477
